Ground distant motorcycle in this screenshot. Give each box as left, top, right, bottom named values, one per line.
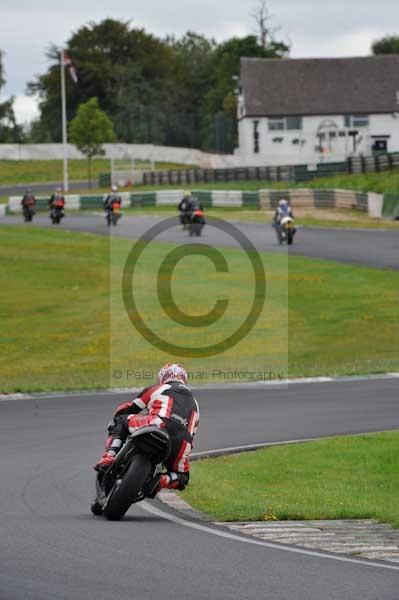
left=179, top=211, right=191, bottom=230
left=50, top=200, right=65, bottom=224
left=23, top=203, right=35, bottom=222
left=275, top=216, right=295, bottom=245
left=189, top=209, right=205, bottom=237
left=106, top=202, right=122, bottom=226
left=91, top=425, right=171, bottom=521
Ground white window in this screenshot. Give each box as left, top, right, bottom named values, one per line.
left=268, top=116, right=302, bottom=131
left=344, top=115, right=369, bottom=128
left=268, top=117, right=285, bottom=131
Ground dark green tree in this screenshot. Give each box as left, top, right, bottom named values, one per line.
left=27, top=18, right=289, bottom=152
left=372, top=35, right=399, bottom=54
left=200, top=35, right=288, bottom=151
left=27, top=20, right=174, bottom=143
left=69, top=97, right=116, bottom=186
left=0, top=50, right=24, bottom=142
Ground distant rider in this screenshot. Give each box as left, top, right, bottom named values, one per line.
left=21, top=189, right=36, bottom=217
left=104, top=185, right=122, bottom=221
left=178, top=191, right=194, bottom=227
left=273, top=199, right=294, bottom=227
left=94, top=363, right=200, bottom=493
left=49, top=187, right=65, bottom=217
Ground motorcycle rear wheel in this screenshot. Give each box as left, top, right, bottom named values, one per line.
left=103, top=454, right=152, bottom=521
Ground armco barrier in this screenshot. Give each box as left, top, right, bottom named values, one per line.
left=382, top=194, right=399, bottom=218
left=134, top=152, right=399, bottom=187
left=7, top=189, right=391, bottom=217
left=259, top=189, right=371, bottom=212
left=130, top=192, right=157, bottom=207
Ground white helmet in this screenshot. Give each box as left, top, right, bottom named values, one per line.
left=278, top=199, right=288, bottom=207
left=111, top=185, right=118, bottom=192
left=158, top=363, right=188, bottom=386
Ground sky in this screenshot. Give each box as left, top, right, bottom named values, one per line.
left=1, top=0, right=399, bottom=124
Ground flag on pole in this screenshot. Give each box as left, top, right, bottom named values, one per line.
left=63, top=51, right=78, bottom=83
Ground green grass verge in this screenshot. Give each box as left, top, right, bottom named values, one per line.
left=0, top=159, right=197, bottom=186
left=0, top=226, right=398, bottom=392
left=180, top=431, right=399, bottom=527
left=298, top=214, right=399, bottom=230
left=2, top=158, right=399, bottom=195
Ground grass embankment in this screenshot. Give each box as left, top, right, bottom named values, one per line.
left=0, top=159, right=196, bottom=186
left=181, top=431, right=399, bottom=527
left=1, top=158, right=399, bottom=192
left=1, top=226, right=398, bottom=392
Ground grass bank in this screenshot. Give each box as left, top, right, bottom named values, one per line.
left=181, top=431, right=399, bottom=527
left=0, top=226, right=398, bottom=392
left=2, top=159, right=399, bottom=193
left=0, top=159, right=196, bottom=186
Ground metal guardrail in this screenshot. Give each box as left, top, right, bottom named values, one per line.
left=98, top=152, right=399, bottom=188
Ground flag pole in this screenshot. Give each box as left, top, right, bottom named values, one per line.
left=60, top=48, right=69, bottom=192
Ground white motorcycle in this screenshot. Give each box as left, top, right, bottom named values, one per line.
left=276, top=216, right=295, bottom=245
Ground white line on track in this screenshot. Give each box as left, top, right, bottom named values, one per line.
left=140, top=500, right=399, bottom=572
left=1, top=372, right=399, bottom=401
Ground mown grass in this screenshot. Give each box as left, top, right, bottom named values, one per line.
left=0, top=159, right=197, bottom=186
left=0, top=226, right=398, bottom=392
left=181, top=431, right=399, bottom=527
left=1, top=157, right=399, bottom=195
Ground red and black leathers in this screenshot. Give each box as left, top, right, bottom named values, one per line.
left=49, top=193, right=65, bottom=208
left=101, top=381, right=200, bottom=489
left=21, top=194, right=36, bottom=208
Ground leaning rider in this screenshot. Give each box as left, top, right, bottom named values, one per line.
left=21, top=189, right=36, bottom=213
left=178, top=191, right=193, bottom=226
left=94, top=363, right=200, bottom=492
left=273, top=198, right=293, bottom=227
left=49, top=187, right=65, bottom=208
left=103, top=185, right=122, bottom=212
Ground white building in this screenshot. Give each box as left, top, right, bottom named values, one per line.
left=236, top=55, right=399, bottom=166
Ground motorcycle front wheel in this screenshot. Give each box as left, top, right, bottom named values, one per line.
left=103, top=454, right=152, bottom=521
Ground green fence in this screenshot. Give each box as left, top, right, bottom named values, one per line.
left=382, top=194, right=399, bottom=218
left=98, top=152, right=399, bottom=188
left=130, top=193, right=157, bottom=207
left=80, top=195, right=105, bottom=209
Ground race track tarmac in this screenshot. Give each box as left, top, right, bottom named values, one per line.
left=2, top=213, right=399, bottom=270
left=1, top=378, right=399, bottom=600
left=1, top=213, right=399, bottom=598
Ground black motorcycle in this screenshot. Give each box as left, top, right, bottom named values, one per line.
left=179, top=211, right=191, bottom=230
left=50, top=204, right=64, bottom=224
left=91, top=425, right=171, bottom=521
left=23, top=205, right=35, bottom=222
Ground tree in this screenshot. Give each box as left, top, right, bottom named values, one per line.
left=250, top=0, right=281, bottom=50
left=372, top=35, right=399, bottom=54
left=27, top=19, right=174, bottom=143
left=200, top=35, right=289, bottom=151
left=69, top=97, right=116, bottom=186
left=28, top=18, right=289, bottom=152
left=0, top=50, right=24, bottom=142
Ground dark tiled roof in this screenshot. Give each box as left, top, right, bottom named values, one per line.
left=241, top=56, right=399, bottom=116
